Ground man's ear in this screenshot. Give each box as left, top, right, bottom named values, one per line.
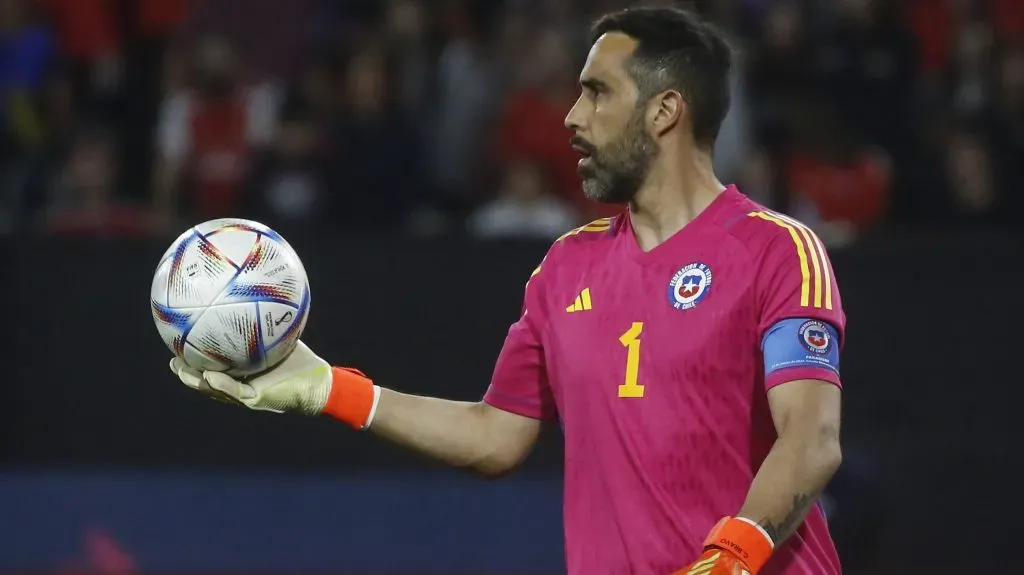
left=648, top=89, right=685, bottom=137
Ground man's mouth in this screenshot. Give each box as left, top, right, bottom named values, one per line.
left=571, top=138, right=595, bottom=172
left=570, top=137, right=594, bottom=158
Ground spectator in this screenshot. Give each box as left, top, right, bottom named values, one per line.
left=243, top=100, right=332, bottom=230
left=496, top=26, right=619, bottom=220
left=989, top=0, right=1024, bottom=43
left=39, top=0, right=121, bottom=122
left=747, top=0, right=809, bottom=149
left=13, top=66, right=77, bottom=228
left=907, top=0, right=973, bottom=78
left=42, top=126, right=147, bottom=237
left=946, top=12, right=996, bottom=118
left=813, top=0, right=916, bottom=159
left=0, top=0, right=55, bottom=157
left=285, top=52, right=341, bottom=126
left=119, top=0, right=189, bottom=203
left=942, top=124, right=1002, bottom=225
left=327, top=42, right=423, bottom=228
left=467, top=160, right=580, bottom=240
left=0, top=0, right=56, bottom=231
left=2, top=0, right=1022, bottom=239
left=383, top=0, right=430, bottom=117
left=430, top=0, right=500, bottom=211
left=786, top=99, right=891, bottom=245
left=150, top=34, right=279, bottom=228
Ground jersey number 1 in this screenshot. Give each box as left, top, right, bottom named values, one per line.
left=618, top=322, right=644, bottom=398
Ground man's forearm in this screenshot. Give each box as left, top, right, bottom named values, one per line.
left=367, top=388, right=536, bottom=476
left=737, top=431, right=842, bottom=545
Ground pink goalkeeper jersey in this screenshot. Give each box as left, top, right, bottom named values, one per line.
left=484, top=186, right=845, bottom=575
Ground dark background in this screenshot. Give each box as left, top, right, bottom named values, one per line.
left=1, top=0, right=1023, bottom=573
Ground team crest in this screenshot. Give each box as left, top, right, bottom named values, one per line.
left=798, top=320, right=832, bottom=354
left=667, top=262, right=713, bottom=310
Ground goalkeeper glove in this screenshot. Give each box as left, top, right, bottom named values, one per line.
left=170, top=341, right=380, bottom=429
left=673, top=517, right=774, bottom=575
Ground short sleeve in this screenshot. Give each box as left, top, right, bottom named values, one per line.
left=482, top=261, right=556, bottom=420
left=755, top=218, right=846, bottom=389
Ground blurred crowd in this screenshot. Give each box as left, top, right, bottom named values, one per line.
left=0, top=0, right=1021, bottom=243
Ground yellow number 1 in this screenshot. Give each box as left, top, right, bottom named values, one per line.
left=618, top=322, right=644, bottom=398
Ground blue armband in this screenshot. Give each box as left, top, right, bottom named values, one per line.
left=762, top=318, right=840, bottom=375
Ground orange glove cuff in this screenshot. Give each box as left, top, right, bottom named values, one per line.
left=323, top=367, right=378, bottom=429
left=703, top=516, right=774, bottom=574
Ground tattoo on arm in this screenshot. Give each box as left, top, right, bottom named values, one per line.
left=759, top=493, right=815, bottom=544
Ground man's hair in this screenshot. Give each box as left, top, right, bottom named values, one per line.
left=590, top=6, right=734, bottom=147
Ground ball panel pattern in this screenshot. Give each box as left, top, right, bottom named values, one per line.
left=167, top=232, right=239, bottom=309
left=187, top=301, right=265, bottom=376
left=151, top=218, right=310, bottom=376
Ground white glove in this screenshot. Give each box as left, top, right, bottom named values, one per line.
left=171, top=341, right=332, bottom=416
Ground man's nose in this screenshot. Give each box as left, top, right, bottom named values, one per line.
left=565, top=96, right=584, bottom=131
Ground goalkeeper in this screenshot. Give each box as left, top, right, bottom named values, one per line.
left=172, top=6, right=845, bottom=575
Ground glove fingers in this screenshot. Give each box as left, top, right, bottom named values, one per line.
left=202, top=373, right=250, bottom=407
left=170, top=358, right=204, bottom=391
left=171, top=358, right=251, bottom=407
left=205, top=371, right=256, bottom=401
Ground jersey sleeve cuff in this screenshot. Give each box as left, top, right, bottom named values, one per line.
left=765, top=366, right=842, bottom=391
left=483, top=389, right=551, bottom=420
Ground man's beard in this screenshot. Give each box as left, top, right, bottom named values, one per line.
left=576, top=111, right=658, bottom=204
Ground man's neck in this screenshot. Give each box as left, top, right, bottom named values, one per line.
left=628, top=152, right=724, bottom=252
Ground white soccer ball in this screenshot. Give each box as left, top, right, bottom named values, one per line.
left=151, top=218, right=311, bottom=376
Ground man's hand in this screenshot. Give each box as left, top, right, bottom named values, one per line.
left=674, top=549, right=750, bottom=575
left=171, top=341, right=334, bottom=415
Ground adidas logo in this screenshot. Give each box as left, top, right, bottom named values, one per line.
left=565, top=288, right=593, bottom=313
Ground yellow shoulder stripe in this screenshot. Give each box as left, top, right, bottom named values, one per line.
left=747, top=211, right=833, bottom=310
left=530, top=219, right=612, bottom=285
left=555, top=217, right=612, bottom=242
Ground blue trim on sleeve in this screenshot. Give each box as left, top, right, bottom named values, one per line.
left=762, top=318, right=841, bottom=375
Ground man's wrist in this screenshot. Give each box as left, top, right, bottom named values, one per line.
left=322, top=366, right=378, bottom=430
left=730, top=516, right=775, bottom=550
left=702, top=516, right=774, bottom=574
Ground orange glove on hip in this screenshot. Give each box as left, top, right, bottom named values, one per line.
left=672, top=516, right=774, bottom=575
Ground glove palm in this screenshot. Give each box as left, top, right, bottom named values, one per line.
left=170, top=341, right=331, bottom=415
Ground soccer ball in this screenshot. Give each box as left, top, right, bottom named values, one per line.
left=151, top=218, right=310, bottom=376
